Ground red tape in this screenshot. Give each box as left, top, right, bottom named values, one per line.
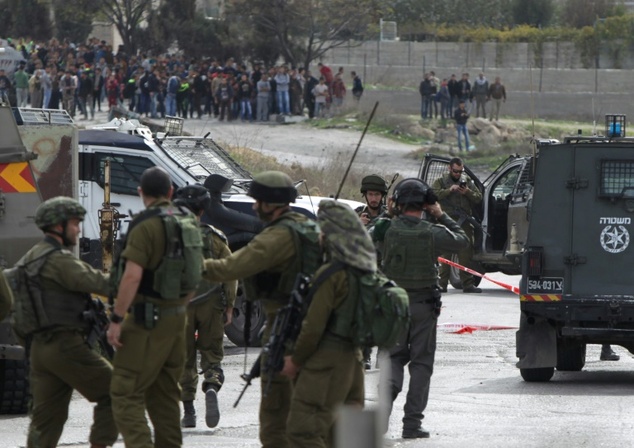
left=438, top=257, right=520, bottom=295
left=437, top=322, right=517, bottom=333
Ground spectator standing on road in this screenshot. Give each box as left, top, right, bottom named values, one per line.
left=165, top=72, right=180, bottom=117
left=447, top=74, right=460, bottom=114
left=373, top=179, right=468, bottom=439
left=92, top=67, right=104, bottom=113
left=458, top=73, right=471, bottom=111
left=429, top=71, right=440, bottom=118
left=61, top=69, right=77, bottom=117
left=256, top=73, right=271, bottom=121
left=215, top=76, right=234, bottom=122
left=472, top=72, right=489, bottom=118
left=77, top=70, right=94, bottom=120
left=0, top=69, right=12, bottom=103
left=453, top=100, right=470, bottom=151
left=274, top=66, right=291, bottom=115
left=432, top=158, right=483, bottom=294
left=105, top=72, right=119, bottom=111
left=331, top=73, right=346, bottom=112
left=304, top=70, right=318, bottom=119
left=14, top=197, right=119, bottom=448
left=351, top=71, right=364, bottom=102
left=15, top=63, right=29, bottom=107
left=488, top=76, right=506, bottom=121
left=438, top=79, right=451, bottom=119
left=289, top=68, right=303, bottom=115
left=419, top=73, right=433, bottom=119
left=174, top=185, right=237, bottom=429
left=237, top=73, right=254, bottom=122
left=312, top=76, right=329, bottom=118
left=28, top=69, right=44, bottom=109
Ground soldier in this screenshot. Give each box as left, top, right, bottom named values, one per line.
left=355, top=174, right=389, bottom=370
left=355, top=174, right=389, bottom=227
left=431, top=157, right=483, bottom=293
left=13, top=196, right=118, bottom=448
left=282, top=199, right=372, bottom=446
left=203, top=171, right=321, bottom=448
left=0, top=270, right=13, bottom=321
left=173, top=184, right=238, bottom=429
left=373, top=178, right=468, bottom=438
left=107, top=166, right=203, bottom=448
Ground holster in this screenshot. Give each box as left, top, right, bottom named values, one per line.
left=133, top=303, right=158, bottom=330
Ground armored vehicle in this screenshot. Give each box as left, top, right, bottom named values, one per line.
left=517, top=117, right=634, bottom=381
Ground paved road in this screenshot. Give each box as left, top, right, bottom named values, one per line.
left=3, top=272, right=633, bottom=447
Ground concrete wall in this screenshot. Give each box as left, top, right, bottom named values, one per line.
left=323, top=40, right=634, bottom=120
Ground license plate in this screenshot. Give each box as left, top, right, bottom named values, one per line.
left=527, top=277, right=564, bottom=294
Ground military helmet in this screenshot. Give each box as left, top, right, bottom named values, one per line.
left=35, top=196, right=87, bottom=229
left=360, top=174, right=388, bottom=194
left=173, top=184, right=211, bottom=213
left=392, top=178, right=437, bottom=206
left=248, top=171, right=297, bottom=204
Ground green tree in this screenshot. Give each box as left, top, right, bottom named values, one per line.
left=3, top=0, right=52, bottom=42
left=99, top=0, right=153, bottom=54
left=226, top=0, right=385, bottom=69
left=512, top=0, right=555, bottom=27
left=559, top=0, right=619, bottom=28
left=52, top=0, right=101, bottom=44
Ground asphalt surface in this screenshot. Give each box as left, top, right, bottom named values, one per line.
left=2, top=273, right=634, bottom=447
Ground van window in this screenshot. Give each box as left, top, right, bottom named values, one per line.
left=95, top=153, right=155, bottom=195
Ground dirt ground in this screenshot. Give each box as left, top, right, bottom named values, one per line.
left=181, top=118, right=422, bottom=179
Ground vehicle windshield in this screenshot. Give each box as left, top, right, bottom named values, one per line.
left=159, top=137, right=252, bottom=182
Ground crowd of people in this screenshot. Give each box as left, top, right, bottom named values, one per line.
left=0, top=36, right=365, bottom=122
left=418, top=71, right=507, bottom=122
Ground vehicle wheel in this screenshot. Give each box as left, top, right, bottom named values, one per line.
left=0, top=359, right=30, bottom=414
left=556, top=339, right=586, bottom=371
left=520, top=367, right=554, bottom=382
left=448, top=254, right=482, bottom=289
left=224, top=282, right=265, bottom=347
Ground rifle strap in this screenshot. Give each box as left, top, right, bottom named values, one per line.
left=305, top=261, right=347, bottom=305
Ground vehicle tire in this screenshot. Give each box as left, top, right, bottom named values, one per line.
left=556, top=339, right=586, bottom=371
left=520, top=367, right=554, bottom=382
left=448, top=254, right=482, bottom=289
left=224, top=282, right=265, bottom=347
left=0, top=359, right=30, bottom=414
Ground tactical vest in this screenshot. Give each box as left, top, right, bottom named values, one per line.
left=9, top=244, right=89, bottom=339
left=382, top=217, right=437, bottom=290
left=243, top=213, right=321, bottom=302
left=190, top=224, right=226, bottom=304
left=111, top=205, right=203, bottom=300
left=324, top=265, right=357, bottom=342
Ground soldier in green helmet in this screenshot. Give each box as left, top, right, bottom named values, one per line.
left=355, top=174, right=389, bottom=227
left=203, top=170, right=322, bottom=448
left=282, top=199, right=371, bottom=446
left=355, top=174, right=390, bottom=369
left=10, top=196, right=118, bottom=448
left=173, top=184, right=238, bottom=429
left=107, top=167, right=204, bottom=448
left=373, top=178, right=468, bottom=439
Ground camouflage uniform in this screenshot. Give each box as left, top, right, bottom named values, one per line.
left=14, top=197, right=118, bottom=448
left=431, top=172, right=482, bottom=290
left=180, top=224, right=237, bottom=422
left=286, top=200, right=375, bottom=446
left=110, top=199, right=198, bottom=448
left=204, top=210, right=319, bottom=447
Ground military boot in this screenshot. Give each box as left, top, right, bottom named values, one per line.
left=205, top=387, right=220, bottom=428
left=600, top=344, right=620, bottom=361
left=181, top=400, right=196, bottom=428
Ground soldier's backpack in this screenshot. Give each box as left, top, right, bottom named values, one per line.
left=325, top=262, right=410, bottom=350
left=5, top=248, right=60, bottom=340
left=111, top=206, right=203, bottom=299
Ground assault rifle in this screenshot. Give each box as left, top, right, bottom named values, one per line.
left=84, top=298, right=114, bottom=359
left=453, top=207, right=490, bottom=238
left=233, top=353, right=261, bottom=408
left=262, top=274, right=311, bottom=396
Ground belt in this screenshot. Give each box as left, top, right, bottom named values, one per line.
left=159, top=305, right=187, bottom=317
